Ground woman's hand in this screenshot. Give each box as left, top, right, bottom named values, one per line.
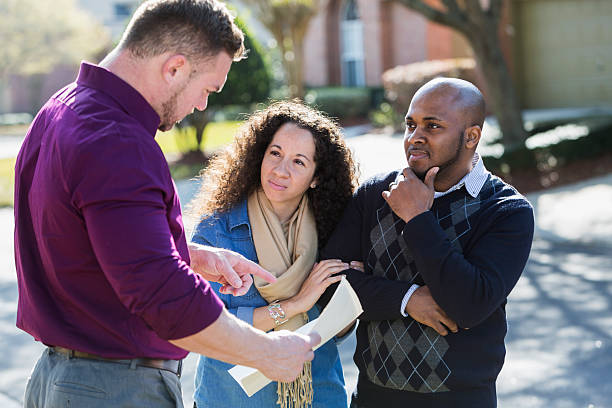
left=287, top=260, right=349, bottom=315
left=349, top=261, right=364, bottom=272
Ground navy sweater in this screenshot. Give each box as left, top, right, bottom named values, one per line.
left=320, top=170, right=534, bottom=408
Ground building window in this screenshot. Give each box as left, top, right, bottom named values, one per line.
left=340, top=0, right=365, bottom=87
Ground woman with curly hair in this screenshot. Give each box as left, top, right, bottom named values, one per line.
left=190, top=100, right=360, bottom=408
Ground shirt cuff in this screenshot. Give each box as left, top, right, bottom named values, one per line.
left=400, top=284, right=421, bottom=317
left=235, top=306, right=255, bottom=326
left=334, top=321, right=357, bottom=346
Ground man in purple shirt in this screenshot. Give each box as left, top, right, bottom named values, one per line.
left=14, top=1, right=319, bottom=406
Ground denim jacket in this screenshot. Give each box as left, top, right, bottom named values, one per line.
left=192, top=199, right=347, bottom=408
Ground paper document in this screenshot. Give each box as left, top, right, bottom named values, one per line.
left=228, top=277, right=363, bottom=397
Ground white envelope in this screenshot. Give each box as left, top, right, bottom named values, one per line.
left=228, top=276, right=363, bottom=397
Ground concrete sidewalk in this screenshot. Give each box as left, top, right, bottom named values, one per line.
left=528, top=173, right=612, bottom=248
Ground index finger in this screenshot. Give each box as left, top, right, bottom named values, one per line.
left=215, top=255, right=243, bottom=288
left=233, top=257, right=277, bottom=284
left=402, top=167, right=417, bottom=180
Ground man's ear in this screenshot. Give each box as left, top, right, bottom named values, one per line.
left=464, top=125, right=482, bottom=149
left=161, top=54, right=190, bottom=84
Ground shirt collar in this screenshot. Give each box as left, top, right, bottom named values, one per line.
left=433, top=153, right=489, bottom=199
left=76, top=61, right=161, bottom=136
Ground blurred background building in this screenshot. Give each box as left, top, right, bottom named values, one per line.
left=78, top=0, right=140, bottom=40
left=1, top=0, right=138, bottom=116
left=302, top=0, right=612, bottom=109
left=2, top=0, right=611, bottom=115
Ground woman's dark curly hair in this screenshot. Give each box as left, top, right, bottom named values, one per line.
left=191, top=100, right=359, bottom=247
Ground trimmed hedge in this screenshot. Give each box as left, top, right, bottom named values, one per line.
left=304, top=87, right=371, bottom=120
left=382, top=58, right=480, bottom=129
left=483, top=118, right=612, bottom=178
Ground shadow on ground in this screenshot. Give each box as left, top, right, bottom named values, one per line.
left=498, top=239, right=612, bottom=407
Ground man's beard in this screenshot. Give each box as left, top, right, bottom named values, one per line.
left=158, top=75, right=193, bottom=131
left=414, top=130, right=464, bottom=181
left=158, top=92, right=179, bottom=131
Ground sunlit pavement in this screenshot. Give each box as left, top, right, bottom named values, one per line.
left=1, top=131, right=610, bottom=407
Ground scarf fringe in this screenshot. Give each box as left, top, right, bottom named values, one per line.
left=276, top=361, right=313, bottom=408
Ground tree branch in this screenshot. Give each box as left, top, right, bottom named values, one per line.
left=489, top=0, right=504, bottom=21
left=441, top=0, right=466, bottom=20
left=464, top=0, right=484, bottom=18
left=392, top=0, right=465, bottom=30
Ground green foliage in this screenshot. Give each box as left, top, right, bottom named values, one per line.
left=305, top=87, right=371, bottom=120
left=369, top=102, right=404, bottom=129
left=207, top=16, right=271, bottom=107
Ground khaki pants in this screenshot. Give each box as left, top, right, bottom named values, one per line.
left=24, top=348, right=183, bottom=408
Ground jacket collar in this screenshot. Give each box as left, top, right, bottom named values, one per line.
left=228, top=199, right=251, bottom=231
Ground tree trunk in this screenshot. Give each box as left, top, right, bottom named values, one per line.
left=272, top=27, right=301, bottom=99
left=285, top=48, right=301, bottom=99
left=391, top=0, right=528, bottom=151
left=192, top=110, right=211, bottom=151
left=291, top=27, right=306, bottom=99
left=467, top=27, right=528, bottom=151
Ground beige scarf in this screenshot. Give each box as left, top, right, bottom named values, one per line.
left=247, top=189, right=317, bottom=408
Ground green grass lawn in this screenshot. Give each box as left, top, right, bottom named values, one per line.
left=0, top=121, right=241, bottom=207
left=157, top=120, right=242, bottom=181
left=155, top=121, right=241, bottom=155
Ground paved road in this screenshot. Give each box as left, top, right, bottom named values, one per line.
left=1, top=132, right=611, bottom=407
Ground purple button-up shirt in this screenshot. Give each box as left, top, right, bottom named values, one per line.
left=14, top=62, right=224, bottom=359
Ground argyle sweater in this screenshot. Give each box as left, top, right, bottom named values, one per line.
left=320, top=170, right=534, bottom=408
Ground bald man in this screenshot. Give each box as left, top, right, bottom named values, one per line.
left=320, top=78, right=534, bottom=407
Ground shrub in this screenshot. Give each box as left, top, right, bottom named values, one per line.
left=382, top=58, right=480, bottom=129
left=369, top=102, right=403, bottom=129
left=483, top=117, right=612, bottom=181
left=304, top=87, right=371, bottom=120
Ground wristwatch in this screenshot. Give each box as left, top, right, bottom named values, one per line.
left=268, top=300, right=288, bottom=326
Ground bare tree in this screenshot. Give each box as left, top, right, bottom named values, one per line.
left=0, top=0, right=109, bottom=113
left=241, top=0, right=327, bottom=99
left=0, top=0, right=108, bottom=80
left=394, top=0, right=527, bottom=150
